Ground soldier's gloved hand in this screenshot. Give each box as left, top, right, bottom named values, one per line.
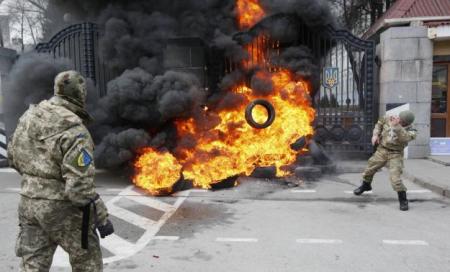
left=94, top=197, right=109, bottom=226
left=97, top=219, right=114, bottom=238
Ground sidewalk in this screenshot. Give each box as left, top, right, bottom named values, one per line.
left=334, top=157, right=450, bottom=198
left=404, top=157, right=450, bottom=198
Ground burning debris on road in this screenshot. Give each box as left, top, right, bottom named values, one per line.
left=6, top=0, right=337, bottom=195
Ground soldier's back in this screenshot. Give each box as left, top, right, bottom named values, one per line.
left=8, top=98, right=85, bottom=200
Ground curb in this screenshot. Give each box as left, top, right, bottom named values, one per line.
left=404, top=171, right=450, bottom=198
left=427, top=157, right=450, bottom=166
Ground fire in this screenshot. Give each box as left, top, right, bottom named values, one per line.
left=133, top=0, right=315, bottom=195
left=236, top=0, right=265, bottom=29
left=134, top=148, right=182, bottom=195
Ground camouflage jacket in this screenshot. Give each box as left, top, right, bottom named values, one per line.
left=373, top=116, right=417, bottom=151
left=7, top=96, right=99, bottom=206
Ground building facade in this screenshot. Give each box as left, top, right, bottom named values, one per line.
left=365, top=0, right=450, bottom=158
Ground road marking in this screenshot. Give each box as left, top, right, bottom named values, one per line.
left=189, top=189, right=209, bottom=193
left=107, top=205, right=157, bottom=227
left=216, top=237, right=258, bottom=243
left=408, top=190, right=432, bottom=194
left=291, top=189, right=316, bottom=193
left=152, top=236, right=180, bottom=241
left=4, top=187, right=20, bottom=192
left=344, top=190, right=373, bottom=194
left=296, top=239, right=343, bottom=244
left=123, top=195, right=175, bottom=213
left=0, top=168, right=16, bottom=173
left=383, top=240, right=429, bottom=246
left=53, top=185, right=189, bottom=267
left=105, top=188, right=126, bottom=192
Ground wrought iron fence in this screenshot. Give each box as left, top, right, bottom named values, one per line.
left=35, top=22, right=114, bottom=97
left=36, top=19, right=376, bottom=155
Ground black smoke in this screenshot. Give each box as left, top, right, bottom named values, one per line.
left=8, top=0, right=336, bottom=169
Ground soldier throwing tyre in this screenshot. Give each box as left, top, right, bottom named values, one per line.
left=7, top=71, right=114, bottom=271
left=354, top=110, right=417, bottom=211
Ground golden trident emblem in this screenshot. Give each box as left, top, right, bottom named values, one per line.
left=323, top=67, right=339, bottom=89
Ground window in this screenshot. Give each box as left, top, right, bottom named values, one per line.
left=431, top=64, right=450, bottom=137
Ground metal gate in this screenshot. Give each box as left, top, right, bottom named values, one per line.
left=35, top=22, right=113, bottom=97
left=313, top=25, right=376, bottom=155
left=37, top=19, right=376, bottom=155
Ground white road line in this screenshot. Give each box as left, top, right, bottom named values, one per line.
left=4, top=187, right=20, bottom=192
left=152, top=236, right=180, bottom=241
left=383, top=240, right=429, bottom=246
left=408, top=190, right=432, bottom=194
left=54, top=185, right=189, bottom=267
left=106, top=204, right=157, bottom=228
left=106, top=188, right=125, bottom=192
left=291, top=189, right=316, bottom=193
left=189, top=189, right=209, bottom=193
left=296, top=239, right=343, bottom=244
left=0, top=149, right=6, bottom=157
left=124, top=195, right=175, bottom=213
left=216, top=237, right=258, bottom=243
left=0, top=168, right=16, bottom=173
left=344, top=190, right=373, bottom=194
left=0, top=134, right=6, bottom=144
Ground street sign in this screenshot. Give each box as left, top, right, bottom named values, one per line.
left=430, top=138, right=450, bottom=155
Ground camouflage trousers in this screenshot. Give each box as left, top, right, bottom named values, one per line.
left=16, top=196, right=103, bottom=272
left=362, top=146, right=407, bottom=192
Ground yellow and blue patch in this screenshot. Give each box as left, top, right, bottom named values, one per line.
left=77, top=149, right=92, bottom=167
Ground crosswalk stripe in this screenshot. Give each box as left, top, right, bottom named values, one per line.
left=100, top=233, right=136, bottom=256
left=107, top=204, right=157, bottom=228
left=123, top=195, right=175, bottom=213
left=0, top=148, right=6, bottom=158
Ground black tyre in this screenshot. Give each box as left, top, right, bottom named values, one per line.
left=245, top=99, right=276, bottom=129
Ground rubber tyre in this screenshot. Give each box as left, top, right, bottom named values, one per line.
left=245, top=99, right=276, bottom=129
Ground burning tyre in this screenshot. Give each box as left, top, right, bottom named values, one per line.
left=245, top=99, right=276, bottom=129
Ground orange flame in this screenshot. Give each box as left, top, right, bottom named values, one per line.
left=133, top=0, right=315, bottom=195
left=236, top=0, right=266, bottom=29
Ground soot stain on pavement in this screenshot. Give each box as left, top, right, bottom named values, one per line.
left=156, top=201, right=235, bottom=238
left=171, top=249, right=213, bottom=262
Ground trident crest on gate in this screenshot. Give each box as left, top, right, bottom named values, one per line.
left=323, top=67, right=339, bottom=89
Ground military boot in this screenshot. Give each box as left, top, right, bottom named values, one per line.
left=398, top=191, right=409, bottom=211
left=353, top=181, right=372, bottom=195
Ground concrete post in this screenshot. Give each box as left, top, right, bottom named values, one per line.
left=379, top=26, right=433, bottom=158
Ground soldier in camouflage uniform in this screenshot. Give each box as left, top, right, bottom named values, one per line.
left=353, top=110, right=417, bottom=211
left=7, top=71, right=114, bottom=271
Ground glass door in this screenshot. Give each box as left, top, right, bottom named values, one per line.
left=431, top=64, right=450, bottom=137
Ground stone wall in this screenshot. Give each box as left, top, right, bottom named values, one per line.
left=379, top=26, right=433, bottom=158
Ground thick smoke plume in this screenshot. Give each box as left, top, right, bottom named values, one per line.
left=7, top=0, right=336, bottom=169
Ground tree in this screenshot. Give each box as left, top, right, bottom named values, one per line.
left=6, top=0, right=48, bottom=51
left=329, top=0, right=397, bottom=34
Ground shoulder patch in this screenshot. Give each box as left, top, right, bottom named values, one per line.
left=77, top=149, right=92, bottom=167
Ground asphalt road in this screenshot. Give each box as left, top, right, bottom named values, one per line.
left=0, top=168, right=449, bottom=272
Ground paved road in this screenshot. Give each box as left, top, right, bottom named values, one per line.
left=0, top=167, right=449, bottom=272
